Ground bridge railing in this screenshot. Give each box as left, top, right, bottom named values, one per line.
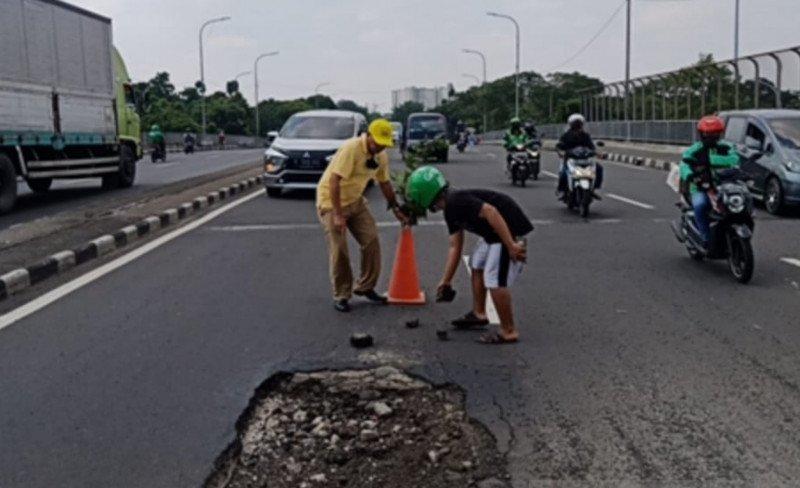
left=485, top=120, right=697, bottom=145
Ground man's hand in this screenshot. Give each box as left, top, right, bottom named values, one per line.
left=333, top=212, right=347, bottom=234
left=436, top=281, right=456, bottom=302
left=392, top=206, right=410, bottom=226
left=508, top=241, right=527, bottom=263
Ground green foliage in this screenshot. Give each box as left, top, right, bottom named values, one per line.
left=391, top=151, right=425, bottom=223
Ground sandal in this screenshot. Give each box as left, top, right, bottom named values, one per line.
left=477, top=331, right=519, bottom=345
left=451, top=311, right=489, bottom=329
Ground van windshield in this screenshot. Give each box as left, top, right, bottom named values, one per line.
left=768, top=118, right=800, bottom=150
left=280, top=116, right=355, bottom=140
left=408, top=116, right=445, bottom=139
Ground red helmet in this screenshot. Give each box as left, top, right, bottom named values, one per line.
left=697, top=115, right=725, bottom=136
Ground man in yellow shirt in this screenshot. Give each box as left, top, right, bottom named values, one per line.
left=317, top=119, right=408, bottom=312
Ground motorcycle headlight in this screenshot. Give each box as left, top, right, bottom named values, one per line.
left=264, top=148, right=288, bottom=173
left=529, top=151, right=539, bottom=158
left=726, top=193, right=746, bottom=213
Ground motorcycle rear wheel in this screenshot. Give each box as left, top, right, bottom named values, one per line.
left=727, top=232, right=754, bottom=284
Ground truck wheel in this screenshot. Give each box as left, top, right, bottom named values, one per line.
left=0, top=154, right=18, bottom=214
left=27, top=178, right=53, bottom=193
left=102, top=145, right=137, bottom=190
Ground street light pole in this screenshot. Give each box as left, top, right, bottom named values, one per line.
left=314, top=82, right=332, bottom=108
left=463, top=48, right=488, bottom=131
left=199, top=16, right=231, bottom=145
left=462, top=74, right=481, bottom=85
left=487, top=12, right=520, bottom=118
left=253, top=51, right=279, bottom=137
left=234, top=71, right=251, bottom=82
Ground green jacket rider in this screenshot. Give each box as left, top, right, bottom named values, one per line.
left=502, top=117, right=532, bottom=150
left=679, top=115, right=740, bottom=242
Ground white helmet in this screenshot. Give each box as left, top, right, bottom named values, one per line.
left=567, top=113, right=585, bottom=126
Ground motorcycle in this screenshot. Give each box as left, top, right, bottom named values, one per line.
left=183, top=139, right=195, bottom=154
left=506, top=144, right=537, bottom=187
left=563, top=146, right=598, bottom=217
left=456, top=133, right=468, bottom=153
left=670, top=166, right=756, bottom=284
left=150, top=143, right=166, bottom=163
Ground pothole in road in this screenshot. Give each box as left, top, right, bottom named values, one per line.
left=205, top=367, right=509, bottom=488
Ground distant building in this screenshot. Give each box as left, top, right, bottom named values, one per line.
left=391, top=86, right=449, bottom=110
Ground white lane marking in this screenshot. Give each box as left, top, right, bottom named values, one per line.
left=206, top=219, right=557, bottom=233
left=606, top=193, right=655, bottom=210
left=781, top=257, right=800, bottom=269
left=0, top=189, right=266, bottom=332
left=206, top=220, right=448, bottom=232
left=462, top=255, right=500, bottom=325
left=541, top=170, right=559, bottom=179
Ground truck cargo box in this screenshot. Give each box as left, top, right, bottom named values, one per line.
left=0, top=0, right=115, bottom=137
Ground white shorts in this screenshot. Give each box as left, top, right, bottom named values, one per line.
left=469, top=240, right=524, bottom=289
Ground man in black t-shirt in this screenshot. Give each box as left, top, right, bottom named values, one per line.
left=405, top=167, right=534, bottom=344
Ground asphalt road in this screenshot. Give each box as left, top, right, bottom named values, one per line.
left=1, top=144, right=800, bottom=487
left=3, top=149, right=264, bottom=231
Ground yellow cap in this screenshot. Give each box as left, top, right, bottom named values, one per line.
left=368, top=118, right=395, bottom=148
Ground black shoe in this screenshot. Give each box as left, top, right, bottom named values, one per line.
left=354, top=289, right=388, bottom=304
left=334, top=299, right=351, bottom=312
left=451, top=311, right=490, bottom=329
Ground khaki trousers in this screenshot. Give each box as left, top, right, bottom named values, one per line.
left=318, top=197, right=381, bottom=300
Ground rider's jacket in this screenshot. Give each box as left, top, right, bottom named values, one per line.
left=680, top=141, right=740, bottom=193
left=503, top=129, right=531, bottom=150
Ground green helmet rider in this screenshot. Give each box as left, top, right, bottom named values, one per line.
left=405, top=166, right=448, bottom=212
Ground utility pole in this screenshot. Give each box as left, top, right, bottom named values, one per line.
left=199, top=16, right=231, bottom=144
left=734, top=0, right=741, bottom=108
left=624, top=0, right=632, bottom=140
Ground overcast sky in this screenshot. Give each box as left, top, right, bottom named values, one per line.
left=75, top=0, right=799, bottom=112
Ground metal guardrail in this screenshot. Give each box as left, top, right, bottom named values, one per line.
left=142, top=133, right=266, bottom=148
left=485, top=121, right=697, bottom=145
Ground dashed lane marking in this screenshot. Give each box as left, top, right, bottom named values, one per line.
left=781, top=257, right=800, bottom=269
left=606, top=193, right=655, bottom=210
left=541, top=170, right=559, bottom=179
left=462, top=255, right=500, bottom=325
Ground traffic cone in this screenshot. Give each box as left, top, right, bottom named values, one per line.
left=387, top=227, right=426, bottom=305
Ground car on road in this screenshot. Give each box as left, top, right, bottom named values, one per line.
left=719, top=109, right=800, bottom=214
left=263, top=110, right=367, bottom=197
left=403, top=112, right=449, bottom=163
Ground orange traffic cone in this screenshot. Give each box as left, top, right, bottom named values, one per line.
left=387, top=227, right=426, bottom=305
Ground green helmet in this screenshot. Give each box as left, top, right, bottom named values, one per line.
left=510, top=117, right=521, bottom=127
left=150, top=124, right=161, bottom=132
left=406, top=166, right=448, bottom=211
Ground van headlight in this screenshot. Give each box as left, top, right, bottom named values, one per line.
left=264, top=147, right=288, bottom=173
left=784, top=160, right=800, bottom=173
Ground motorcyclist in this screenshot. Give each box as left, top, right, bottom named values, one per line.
left=523, top=120, right=539, bottom=147
left=183, top=128, right=195, bottom=144
left=503, top=117, right=531, bottom=164
left=555, top=114, right=604, bottom=199
left=679, top=115, right=740, bottom=244
left=148, top=124, right=165, bottom=156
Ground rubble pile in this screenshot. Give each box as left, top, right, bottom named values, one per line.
left=206, top=367, right=508, bottom=488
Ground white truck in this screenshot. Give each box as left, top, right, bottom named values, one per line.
left=0, top=0, right=142, bottom=213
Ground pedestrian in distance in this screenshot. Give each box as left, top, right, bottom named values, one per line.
left=316, top=119, right=409, bottom=313
left=404, top=166, right=533, bottom=344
